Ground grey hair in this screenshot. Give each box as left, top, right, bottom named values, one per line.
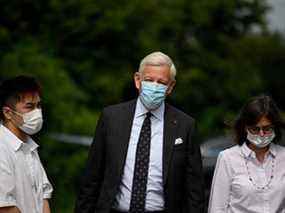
left=138, top=51, right=176, bottom=80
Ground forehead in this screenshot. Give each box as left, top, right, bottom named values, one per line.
left=17, top=92, right=41, bottom=104
left=142, top=65, right=171, bottom=79
left=256, top=116, right=272, bottom=126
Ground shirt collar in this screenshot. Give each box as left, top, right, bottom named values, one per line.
left=135, top=98, right=165, bottom=121
left=25, top=138, right=39, bottom=152
left=0, top=124, right=38, bottom=152
left=241, top=142, right=277, bottom=159
left=268, top=143, right=277, bottom=157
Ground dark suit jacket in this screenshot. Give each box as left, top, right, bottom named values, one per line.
left=75, top=99, right=205, bottom=213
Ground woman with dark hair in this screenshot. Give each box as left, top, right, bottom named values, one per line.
left=208, top=95, right=285, bottom=213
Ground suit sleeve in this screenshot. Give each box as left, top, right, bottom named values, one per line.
left=186, top=120, right=205, bottom=213
left=74, top=109, right=107, bottom=213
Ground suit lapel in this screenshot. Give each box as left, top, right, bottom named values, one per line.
left=163, top=104, right=178, bottom=184
left=116, top=99, right=137, bottom=176
left=115, top=100, right=178, bottom=184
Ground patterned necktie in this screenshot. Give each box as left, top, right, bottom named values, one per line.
left=129, top=112, right=152, bottom=213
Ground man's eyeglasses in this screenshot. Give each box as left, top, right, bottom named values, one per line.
left=247, top=125, right=274, bottom=135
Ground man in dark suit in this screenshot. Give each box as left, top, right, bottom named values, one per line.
left=75, top=52, right=205, bottom=213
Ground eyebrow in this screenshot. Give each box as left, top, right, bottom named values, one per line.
left=143, top=77, right=169, bottom=84
left=24, top=101, right=41, bottom=106
left=251, top=124, right=274, bottom=128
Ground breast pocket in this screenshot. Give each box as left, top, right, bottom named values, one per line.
left=173, top=142, right=185, bottom=150
left=172, top=144, right=187, bottom=169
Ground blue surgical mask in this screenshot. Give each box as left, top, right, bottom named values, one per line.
left=139, top=81, right=168, bottom=110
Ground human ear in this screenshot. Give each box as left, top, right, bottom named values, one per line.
left=2, top=106, right=13, bottom=120
left=134, top=72, right=142, bottom=90
left=166, top=80, right=176, bottom=96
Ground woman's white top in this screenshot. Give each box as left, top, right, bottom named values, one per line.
left=208, top=143, right=285, bottom=213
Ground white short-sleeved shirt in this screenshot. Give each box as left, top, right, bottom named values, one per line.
left=0, top=124, right=53, bottom=213
left=208, top=143, right=285, bottom=213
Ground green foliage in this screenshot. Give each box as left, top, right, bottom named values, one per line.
left=39, top=136, right=88, bottom=212
left=0, top=38, right=98, bottom=134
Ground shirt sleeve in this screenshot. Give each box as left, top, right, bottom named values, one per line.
left=0, top=152, right=17, bottom=207
left=40, top=164, right=53, bottom=199
left=208, top=151, right=232, bottom=213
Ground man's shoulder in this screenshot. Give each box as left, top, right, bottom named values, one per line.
left=102, top=99, right=137, bottom=114
left=0, top=141, right=14, bottom=165
left=166, top=103, right=195, bottom=123
left=0, top=134, right=11, bottom=152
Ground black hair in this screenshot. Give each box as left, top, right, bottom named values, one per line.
left=234, top=95, right=285, bottom=145
left=0, top=75, right=41, bottom=121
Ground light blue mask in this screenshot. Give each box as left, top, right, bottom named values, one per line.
left=139, top=81, right=168, bottom=110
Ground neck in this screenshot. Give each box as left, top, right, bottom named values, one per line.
left=248, top=142, right=269, bottom=163
left=3, top=121, right=28, bottom=142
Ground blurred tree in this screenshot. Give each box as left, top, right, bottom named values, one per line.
left=0, top=38, right=98, bottom=134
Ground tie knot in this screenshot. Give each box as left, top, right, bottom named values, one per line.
left=146, top=112, right=152, bottom=119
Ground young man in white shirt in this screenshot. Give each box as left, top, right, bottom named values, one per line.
left=0, top=76, right=53, bottom=213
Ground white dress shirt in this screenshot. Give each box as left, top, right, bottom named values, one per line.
left=208, top=143, right=285, bottom=213
left=0, top=124, right=53, bottom=213
left=114, top=98, right=165, bottom=211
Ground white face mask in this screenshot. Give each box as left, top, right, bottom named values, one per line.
left=246, top=129, right=275, bottom=148
left=13, top=108, right=43, bottom=135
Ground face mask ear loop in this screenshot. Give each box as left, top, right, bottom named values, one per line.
left=2, top=106, right=21, bottom=121
left=11, top=110, right=22, bottom=117
left=3, top=106, right=22, bottom=117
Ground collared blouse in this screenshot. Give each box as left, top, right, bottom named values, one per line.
left=208, top=143, right=285, bottom=213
